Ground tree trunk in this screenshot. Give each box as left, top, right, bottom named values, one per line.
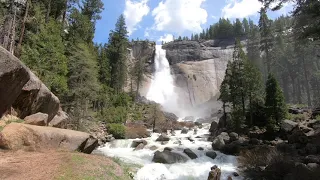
left=62, top=0, right=68, bottom=30
left=291, top=76, right=296, bottom=103
left=297, top=78, right=302, bottom=104
left=45, top=0, right=51, bottom=23
left=249, top=94, right=253, bottom=127
left=16, top=0, right=29, bottom=57
left=9, top=7, right=16, bottom=54
left=302, top=55, right=312, bottom=106
left=223, top=102, right=227, bottom=128
left=282, top=75, right=290, bottom=102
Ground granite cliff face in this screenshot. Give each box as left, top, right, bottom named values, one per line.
left=162, top=39, right=238, bottom=114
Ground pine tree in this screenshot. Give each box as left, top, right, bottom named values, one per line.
left=242, top=18, right=250, bottom=37
left=107, top=14, right=129, bottom=93
left=265, top=73, right=287, bottom=125
left=259, top=8, right=274, bottom=73
left=219, top=61, right=232, bottom=128
left=234, top=18, right=244, bottom=38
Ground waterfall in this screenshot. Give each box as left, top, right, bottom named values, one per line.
left=147, top=45, right=179, bottom=115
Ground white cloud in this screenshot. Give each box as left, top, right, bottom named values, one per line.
left=124, top=0, right=150, bottom=35
left=152, top=0, right=208, bottom=33
left=158, top=34, right=174, bottom=43
left=222, top=0, right=262, bottom=18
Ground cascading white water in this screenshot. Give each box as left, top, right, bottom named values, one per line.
left=96, top=124, right=241, bottom=180
left=146, top=45, right=180, bottom=116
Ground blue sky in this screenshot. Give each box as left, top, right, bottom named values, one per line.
left=94, top=0, right=293, bottom=44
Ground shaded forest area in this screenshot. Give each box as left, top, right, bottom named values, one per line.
left=0, top=0, right=151, bottom=136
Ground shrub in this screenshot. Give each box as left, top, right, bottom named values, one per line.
left=100, top=106, right=128, bottom=123
left=110, top=92, right=133, bottom=107
left=316, top=115, right=320, bottom=121
left=107, top=123, right=125, bottom=139
left=287, top=113, right=308, bottom=122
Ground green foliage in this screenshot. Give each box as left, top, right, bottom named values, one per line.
left=110, top=92, right=133, bottom=107
left=101, top=106, right=128, bottom=123
left=22, top=20, right=68, bottom=96
left=107, top=14, right=129, bottom=93
left=265, top=74, right=287, bottom=124
left=287, top=113, right=308, bottom=122
left=316, top=115, right=320, bottom=121
left=107, top=123, right=126, bottom=139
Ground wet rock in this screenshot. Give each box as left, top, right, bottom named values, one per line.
left=131, top=140, right=147, bottom=148
left=205, top=151, right=217, bottom=160
left=181, top=128, right=188, bottom=134
left=281, top=120, right=298, bottom=132
left=164, top=147, right=173, bottom=151
left=207, top=165, right=221, bottom=180
left=134, top=143, right=145, bottom=151
left=195, top=121, right=203, bottom=126
left=24, top=112, right=48, bottom=126
left=212, top=136, right=225, bottom=150
left=232, top=172, right=239, bottom=177
left=221, top=141, right=242, bottom=155
left=152, top=150, right=188, bottom=164
left=198, top=147, right=204, bottom=151
left=229, top=132, right=239, bottom=142
left=106, top=135, right=115, bottom=142
left=156, top=133, right=170, bottom=141
left=227, top=176, right=233, bottom=180
left=183, top=148, right=198, bottom=159
left=149, top=145, right=158, bottom=150
left=187, top=137, right=195, bottom=142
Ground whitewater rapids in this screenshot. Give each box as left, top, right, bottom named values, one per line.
left=96, top=124, right=241, bottom=180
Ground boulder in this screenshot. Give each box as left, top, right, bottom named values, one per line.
left=198, top=147, right=204, bottom=151
left=229, top=132, right=239, bottom=142
left=24, top=112, right=48, bottom=126
left=209, top=119, right=219, bottom=136
left=304, top=155, right=320, bottom=164
left=212, top=136, right=225, bottom=150
left=152, top=150, right=188, bottom=164
left=288, top=128, right=308, bottom=145
left=305, top=143, right=318, bottom=155
left=220, top=132, right=230, bottom=143
left=156, top=133, right=170, bottom=141
left=164, top=147, right=173, bottom=151
left=232, top=172, right=239, bottom=177
left=221, top=141, right=242, bottom=155
left=134, top=143, right=145, bottom=151
left=183, top=148, right=198, bottom=159
left=207, top=165, right=221, bottom=180
left=0, top=123, right=98, bottom=153
left=206, top=151, right=217, bottom=160
left=49, top=109, right=69, bottom=128
left=125, top=125, right=151, bottom=139
left=131, top=140, right=147, bottom=148
left=281, top=120, right=298, bottom=132
left=163, top=112, right=178, bottom=121
left=12, top=70, right=60, bottom=122
left=149, top=145, right=158, bottom=150
left=181, top=128, right=188, bottom=134
left=0, top=46, right=30, bottom=117
left=307, top=163, right=319, bottom=170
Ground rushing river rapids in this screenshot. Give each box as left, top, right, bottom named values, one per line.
left=96, top=124, right=241, bottom=180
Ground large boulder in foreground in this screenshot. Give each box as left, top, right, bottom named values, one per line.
left=12, top=71, right=60, bottom=122
left=0, top=46, right=29, bottom=118
left=0, top=123, right=98, bottom=154
left=152, top=150, right=188, bottom=164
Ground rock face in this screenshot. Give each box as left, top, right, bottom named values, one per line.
left=24, top=112, right=48, bottom=126
left=0, top=46, right=30, bottom=117
left=0, top=46, right=61, bottom=122
left=152, top=150, right=188, bottom=164
left=0, top=123, right=98, bottom=153
left=126, top=41, right=155, bottom=96
left=12, top=70, right=60, bottom=122
left=163, top=40, right=236, bottom=110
